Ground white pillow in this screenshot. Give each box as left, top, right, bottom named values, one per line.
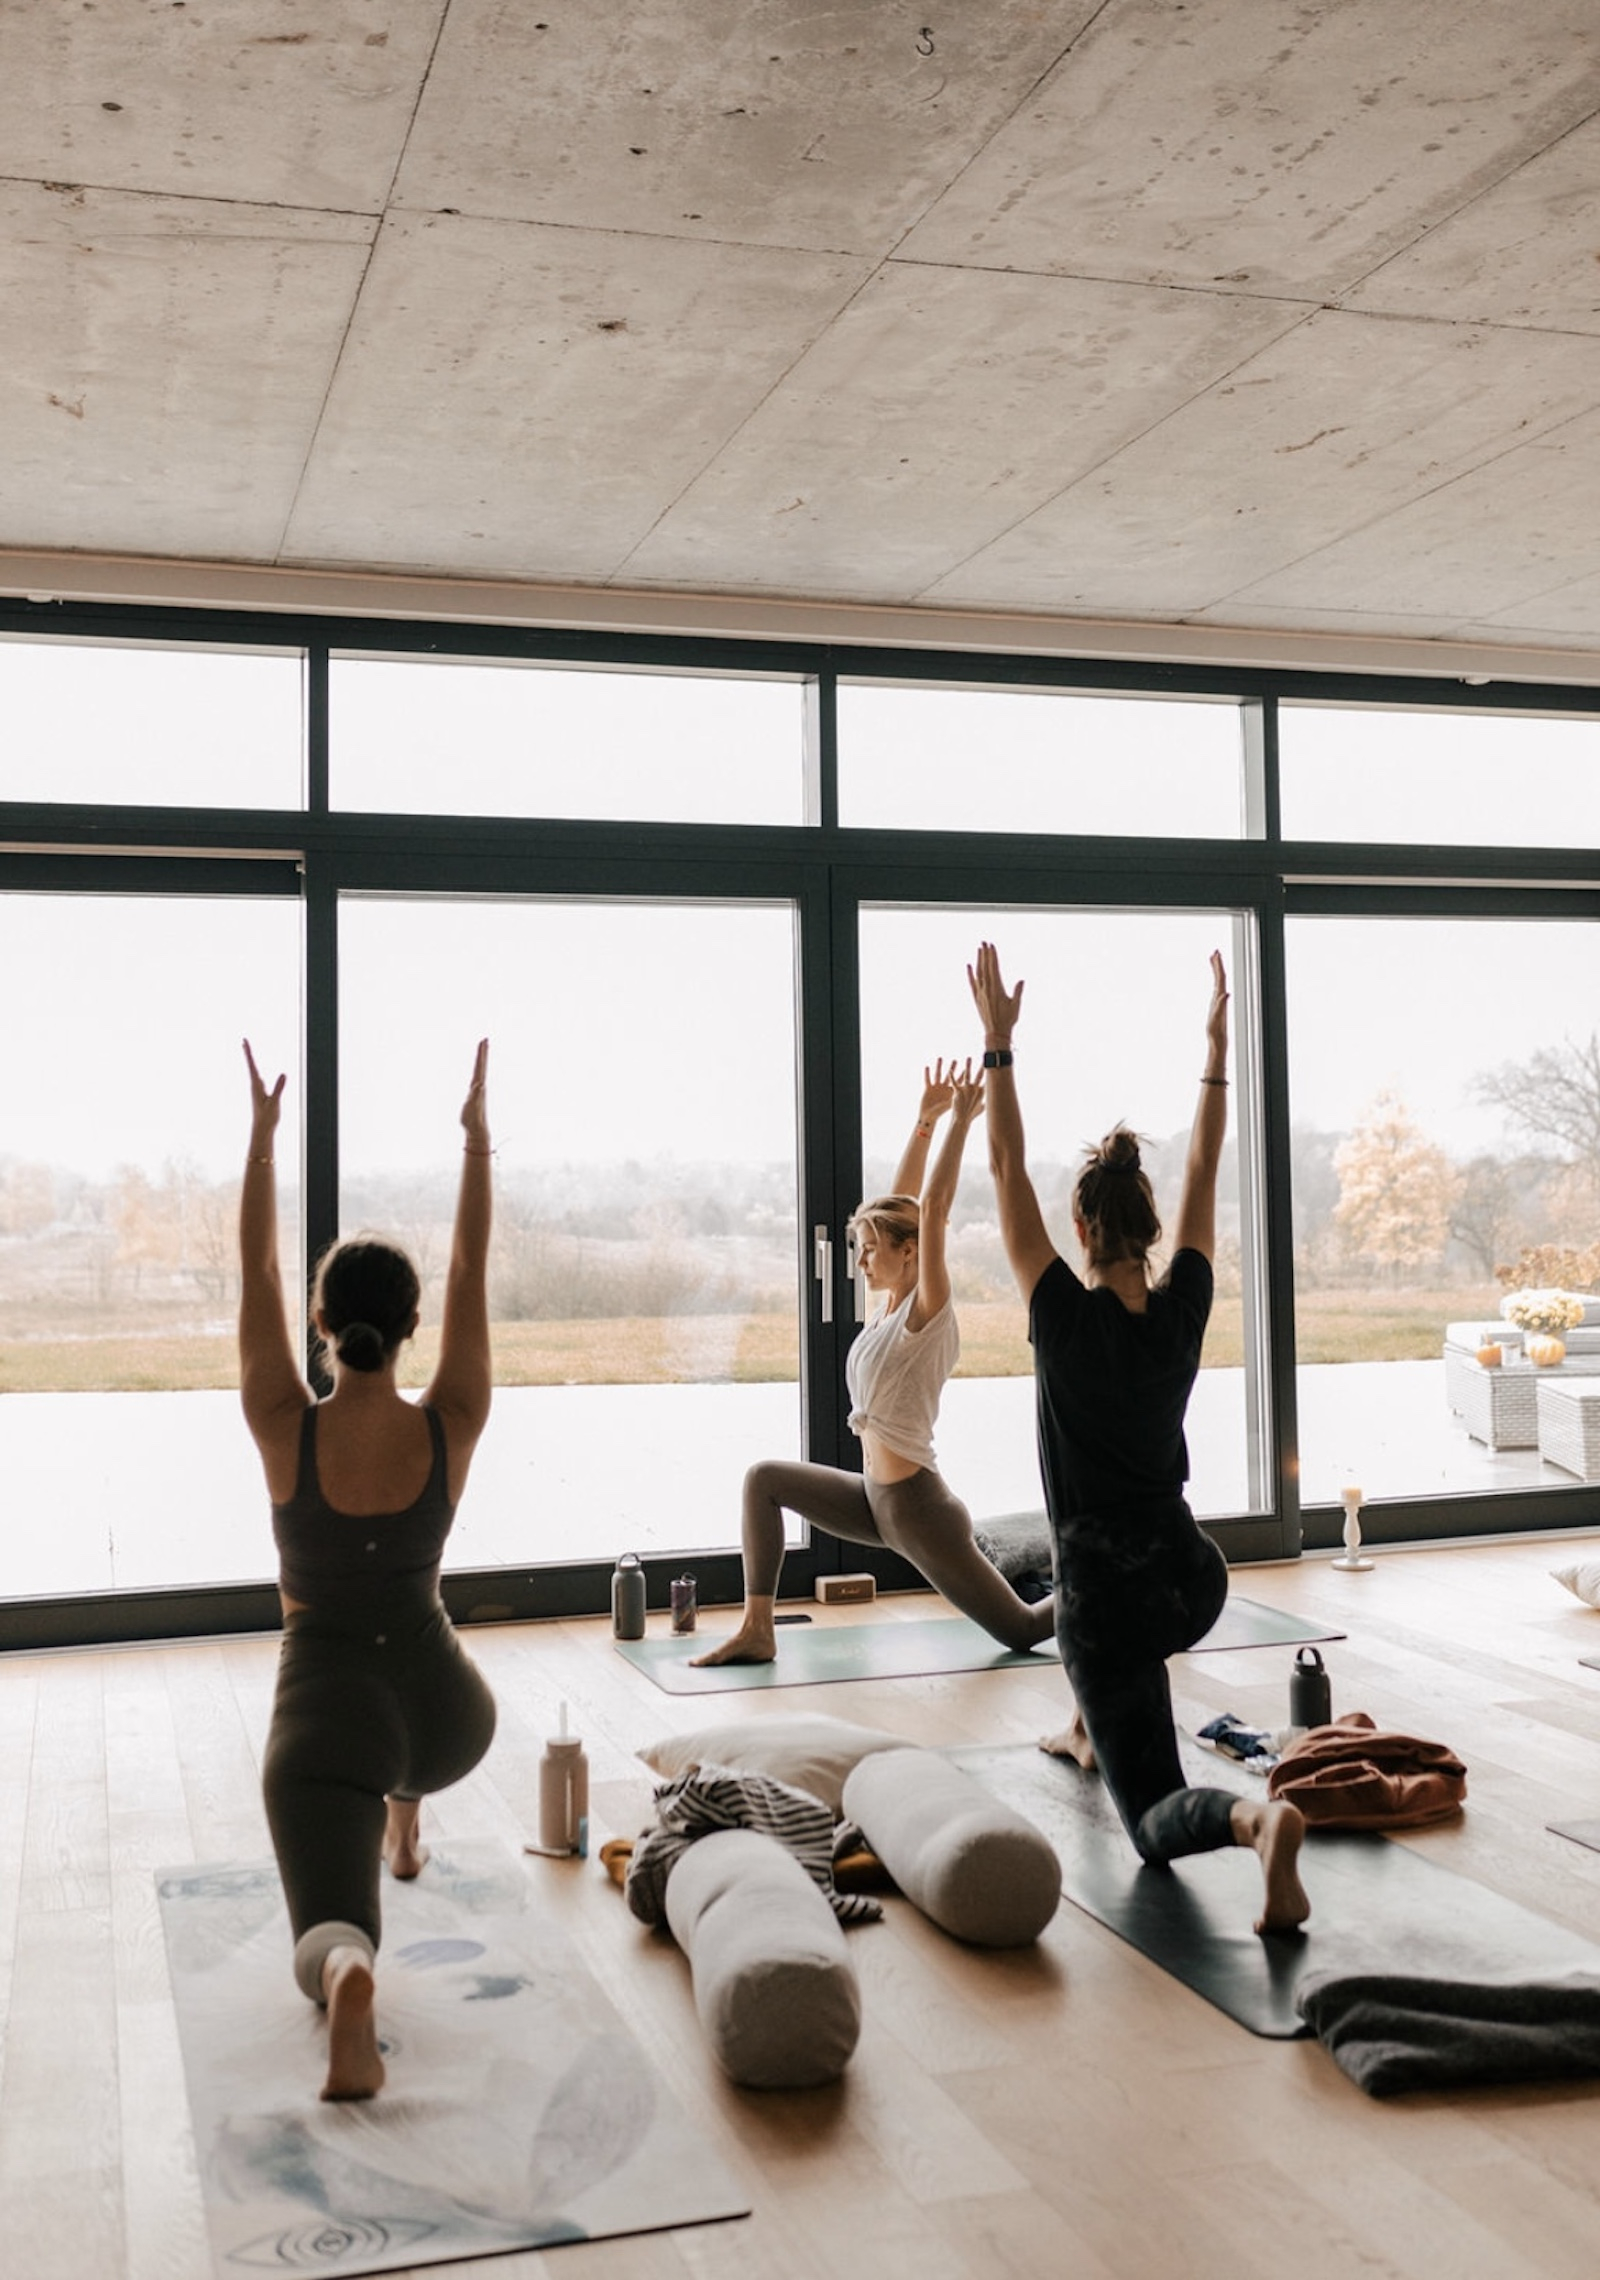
left=1551, top=1560, right=1600, bottom=1609
left=637, top=1712, right=906, bottom=1813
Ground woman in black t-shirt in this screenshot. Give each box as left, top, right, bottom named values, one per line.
left=967, top=943, right=1309, bottom=1937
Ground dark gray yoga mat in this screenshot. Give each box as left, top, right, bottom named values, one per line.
left=950, top=1742, right=1600, bottom=2040
left=615, top=1597, right=1344, bottom=1695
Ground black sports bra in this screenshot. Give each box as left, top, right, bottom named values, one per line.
left=271, top=1402, right=456, bottom=1618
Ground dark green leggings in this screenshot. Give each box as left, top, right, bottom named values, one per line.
left=262, top=1602, right=497, bottom=1999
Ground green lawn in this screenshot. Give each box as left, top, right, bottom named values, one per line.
left=0, top=1284, right=1500, bottom=1393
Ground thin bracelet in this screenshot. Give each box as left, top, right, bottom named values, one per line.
left=1199, top=1076, right=1228, bottom=1087
left=248, top=1154, right=274, bottom=1165
left=464, top=1142, right=496, bottom=1156
left=914, top=1120, right=934, bottom=1137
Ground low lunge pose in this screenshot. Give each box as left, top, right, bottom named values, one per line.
left=967, top=944, right=1309, bottom=1937
left=693, top=1060, right=1056, bottom=1667
left=239, top=1039, right=498, bottom=2098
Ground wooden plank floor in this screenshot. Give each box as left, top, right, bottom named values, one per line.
left=6, top=1535, right=1600, bottom=2279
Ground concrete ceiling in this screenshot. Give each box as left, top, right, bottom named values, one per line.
left=7, top=0, right=1600, bottom=666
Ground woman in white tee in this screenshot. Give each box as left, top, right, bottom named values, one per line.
left=693, top=1058, right=1056, bottom=1667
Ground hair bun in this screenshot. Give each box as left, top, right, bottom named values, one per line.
left=335, top=1320, right=386, bottom=1373
left=1099, top=1125, right=1142, bottom=1175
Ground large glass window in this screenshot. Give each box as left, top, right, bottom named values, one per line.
left=1280, top=704, right=1600, bottom=848
left=331, top=658, right=806, bottom=822
left=858, top=903, right=1266, bottom=1523
left=0, top=893, right=301, bottom=1598
left=338, top=894, right=803, bottom=1568
left=0, top=638, right=304, bottom=807
left=1286, top=914, right=1600, bottom=1505
left=838, top=685, right=1247, bottom=837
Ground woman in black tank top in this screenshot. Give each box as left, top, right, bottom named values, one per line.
left=239, top=1038, right=497, bottom=2100
left=969, top=944, right=1310, bottom=1941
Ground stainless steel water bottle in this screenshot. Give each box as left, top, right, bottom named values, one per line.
left=669, top=1571, right=697, bottom=1635
left=1289, top=1644, right=1332, bottom=1729
left=612, top=1551, right=647, bottom=1640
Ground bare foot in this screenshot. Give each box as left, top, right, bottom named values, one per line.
left=1039, top=1713, right=1097, bottom=1770
left=383, top=1796, right=428, bottom=1879
left=1231, top=1797, right=1310, bottom=1936
left=321, top=1946, right=385, bottom=2101
left=689, top=1625, right=777, bottom=1668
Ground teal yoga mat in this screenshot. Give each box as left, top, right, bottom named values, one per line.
left=953, top=1743, right=1600, bottom=2040
left=614, top=1597, right=1345, bottom=1695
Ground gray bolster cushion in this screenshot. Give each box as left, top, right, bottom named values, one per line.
left=661, top=1829, right=861, bottom=2088
left=843, top=1748, right=1060, bottom=1947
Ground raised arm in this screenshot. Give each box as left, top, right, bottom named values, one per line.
left=423, top=1040, right=494, bottom=1458
left=966, top=943, right=1059, bottom=1305
left=906, top=1058, right=984, bottom=1330
left=238, top=1041, right=310, bottom=1454
left=890, top=1060, right=956, bottom=1198
left=1171, top=952, right=1229, bottom=1263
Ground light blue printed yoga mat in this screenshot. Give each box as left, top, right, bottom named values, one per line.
left=157, top=1840, right=747, bottom=2277
left=617, top=1598, right=1345, bottom=1695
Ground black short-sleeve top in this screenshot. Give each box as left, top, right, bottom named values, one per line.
left=1029, top=1249, right=1214, bottom=1526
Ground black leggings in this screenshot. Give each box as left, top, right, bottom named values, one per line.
left=741, top=1457, right=1056, bottom=1651
left=1053, top=1500, right=1237, bottom=1865
left=262, top=1601, right=497, bottom=1999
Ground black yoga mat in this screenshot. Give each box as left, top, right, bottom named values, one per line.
left=615, top=1598, right=1344, bottom=1696
left=950, top=1742, right=1600, bottom=2040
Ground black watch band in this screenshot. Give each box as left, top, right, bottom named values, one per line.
left=982, top=1048, right=1014, bottom=1068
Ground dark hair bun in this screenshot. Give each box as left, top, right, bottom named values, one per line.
left=1099, top=1126, right=1142, bottom=1175
left=335, top=1321, right=387, bottom=1373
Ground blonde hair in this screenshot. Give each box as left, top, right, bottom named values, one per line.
left=1073, top=1127, right=1161, bottom=1268
left=849, top=1193, right=921, bottom=1253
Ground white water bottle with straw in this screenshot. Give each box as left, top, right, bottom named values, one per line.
left=534, top=1703, right=589, bottom=1857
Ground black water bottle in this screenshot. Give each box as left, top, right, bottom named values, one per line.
left=1289, top=1644, right=1332, bottom=1729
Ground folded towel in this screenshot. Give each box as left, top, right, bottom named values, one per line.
left=973, top=1510, right=1054, bottom=1605
left=1267, top=1712, right=1465, bottom=1828
left=1297, top=1968, right=1600, bottom=2096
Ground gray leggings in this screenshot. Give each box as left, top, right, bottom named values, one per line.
left=741, top=1457, right=1056, bottom=1652
left=262, top=1601, right=497, bottom=2001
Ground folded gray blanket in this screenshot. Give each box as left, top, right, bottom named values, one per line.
left=1297, top=1968, right=1600, bottom=2096
left=973, top=1509, right=1054, bottom=1605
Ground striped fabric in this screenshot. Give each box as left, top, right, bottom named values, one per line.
left=625, top=1765, right=884, bottom=1928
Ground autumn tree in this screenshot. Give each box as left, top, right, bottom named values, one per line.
left=1333, top=1091, right=1462, bottom=1279
left=1476, top=1032, right=1600, bottom=1211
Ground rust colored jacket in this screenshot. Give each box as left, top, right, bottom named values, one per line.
left=1267, top=1712, right=1467, bottom=1829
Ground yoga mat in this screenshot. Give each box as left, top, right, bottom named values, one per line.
left=616, top=1597, right=1345, bottom=1695
left=949, top=1743, right=1600, bottom=2040
left=157, top=1840, right=747, bottom=2277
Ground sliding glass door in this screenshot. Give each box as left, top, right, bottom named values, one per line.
left=856, top=901, right=1275, bottom=1538
left=338, top=893, right=810, bottom=1574
left=0, top=888, right=301, bottom=1597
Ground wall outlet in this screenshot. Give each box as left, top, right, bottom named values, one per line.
left=816, top=1573, right=877, bottom=1604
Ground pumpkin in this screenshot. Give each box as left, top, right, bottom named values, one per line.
left=1526, top=1333, right=1567, bottom=1368
left=1475, top=1342, right=1502, bottom=1368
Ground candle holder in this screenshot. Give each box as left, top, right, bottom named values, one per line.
left=1332, top=1487, right=1374, bottom=1572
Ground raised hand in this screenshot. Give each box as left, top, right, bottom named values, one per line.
left=948, top=1057, right=986, bottom=1126
left=918, top=1058, right=957, bottom=1124
left=1205, top=952, right=1229, bottom=1065
left=967, top=941, right=1024, bottom=1045
left=460, top=1038, right=491, bottom=1151
left=242, top=1039, right=286, bottom=1149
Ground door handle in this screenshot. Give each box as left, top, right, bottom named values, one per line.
left=813, top=1225, right=834, bottom=1323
